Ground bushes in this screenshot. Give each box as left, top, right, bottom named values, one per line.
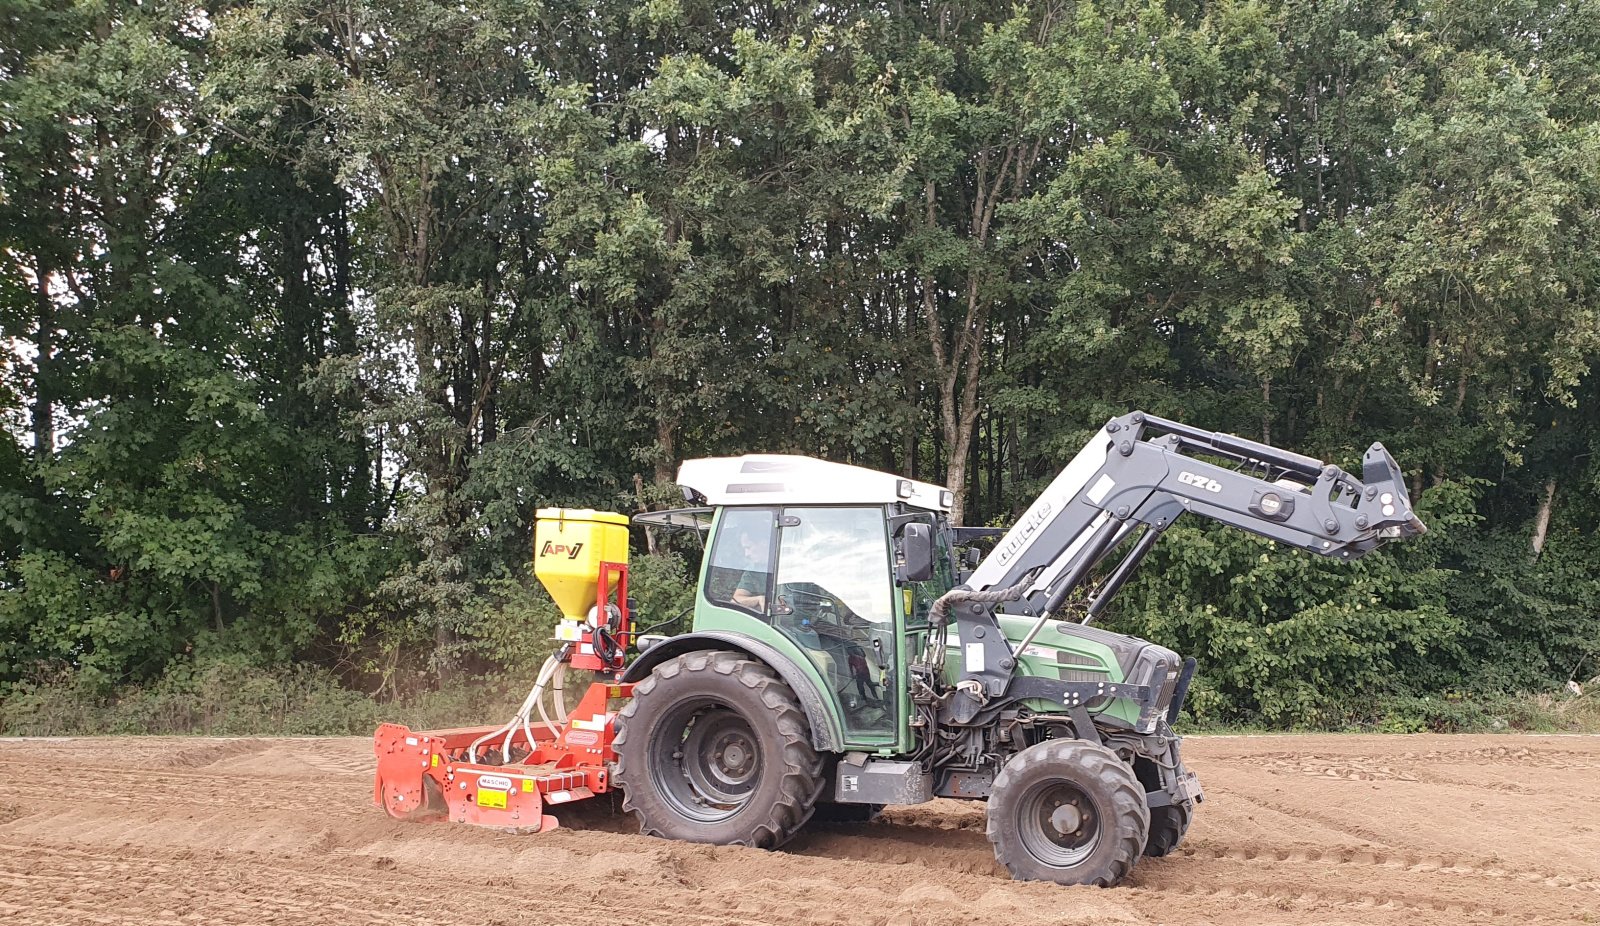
left=0, top=551, right=702, bottom=736
left=1108, top=482, right=1467, bottom=726
left=1104, top=479, right=1600, bottom=731
left=1366, top=690, right=1600, bottom=734
left=0, top=659, right=376, bottom=735
left=0, top=656, right=542, bottom=736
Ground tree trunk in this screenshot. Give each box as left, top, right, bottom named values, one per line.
left=634, top=473, right=657, bottom=555
left=655, top=405, right=678, bottom=487
left=919, top=203, right=989, bottom=523
left=31, top=256, right=54, bottom=459
left=1261, top=376, right=1273, bottom=445
left=1531, top=478, right=1557, bottom=559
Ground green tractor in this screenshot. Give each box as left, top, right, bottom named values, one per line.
left=613, top=411, right=1427, bottom=885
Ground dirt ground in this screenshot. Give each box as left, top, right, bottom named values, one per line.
left=1, top=734, right=1597, bottom=925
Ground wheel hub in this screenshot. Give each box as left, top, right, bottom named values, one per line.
left=1018, top=781, right=1101, bottom=868
left=704, top=725, right=757, bottom=786
left=718, top=741, right=750, bottom=774
left=1049, top=803, right=1084, bottom=836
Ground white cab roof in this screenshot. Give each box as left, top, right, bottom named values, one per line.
left=677, top=454, right=951, bottom=512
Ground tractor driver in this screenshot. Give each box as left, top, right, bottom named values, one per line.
left=724, top=524, right=773, bottom=612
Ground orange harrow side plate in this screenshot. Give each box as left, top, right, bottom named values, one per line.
left=373, top=681, right=632, bottom=832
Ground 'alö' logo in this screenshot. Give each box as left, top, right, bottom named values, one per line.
left=541, top=541, right=585, bottom=560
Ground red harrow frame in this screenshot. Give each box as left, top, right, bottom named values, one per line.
left=373, top=680, right=633, bottom=832
left=374, top=558, right=635, bottom=832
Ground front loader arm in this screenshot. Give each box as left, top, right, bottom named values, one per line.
left=934, top=411, right=1426, bottom=715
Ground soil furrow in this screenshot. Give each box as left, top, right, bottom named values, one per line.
left=2, top=733, right=1597, bottom=925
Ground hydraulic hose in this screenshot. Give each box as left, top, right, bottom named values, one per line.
left=923, top=576, right=1036, bottom=673
left=468, top=644, right=571, bottom=764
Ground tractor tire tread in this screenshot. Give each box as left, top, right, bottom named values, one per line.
left=1144, top=802, right=1192, bottom=857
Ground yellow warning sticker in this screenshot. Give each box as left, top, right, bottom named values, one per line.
left=522, top=779, right=536, bottom=793
left=476, top=789, right=507, bottom=809
left=431, top=754, right=439, bottom=767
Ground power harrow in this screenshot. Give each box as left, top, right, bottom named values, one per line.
left=373, top=509, right=634, bottom=832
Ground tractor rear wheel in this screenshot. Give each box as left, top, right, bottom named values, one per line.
left=613, top=651, right=824, bottom=849
left=986, top=739, right=1149, bottom=886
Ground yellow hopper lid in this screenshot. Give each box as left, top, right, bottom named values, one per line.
left=535, top=507, right=631, bottom=527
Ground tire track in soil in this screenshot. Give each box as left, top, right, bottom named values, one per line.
left=1400, top=767, right=1544, bottom=795
left=0, top=840, right=769, bottom=926
left=804, top=824, right=1600, bottom=900
left=1121, top=880, right=1523, bottom=922
left=0, top=844, right=800, bottom=926
left=1130, top=850, right=1600, bottom=925
left=1169, top=844, right=1600, bottom=894
left=159, top=738, right=275, bottom=769
left=1219, top=790, right=1403, bottom=848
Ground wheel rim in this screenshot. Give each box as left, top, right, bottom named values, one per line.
left=1016, top=780, right=1101, bottom=868
left=649, top=698, right=763, bottom=823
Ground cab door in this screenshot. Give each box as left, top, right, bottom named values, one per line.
left=698, top=504, right=901, bottom=747
left=893, top=511, right=955, bottom=740
left=767, top=506, right=900, bottom=745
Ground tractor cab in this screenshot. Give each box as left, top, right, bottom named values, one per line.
left=635, top=455, right=957, bottom=752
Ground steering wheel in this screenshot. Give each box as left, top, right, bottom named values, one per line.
left=781, top=586, right=836, bottom=609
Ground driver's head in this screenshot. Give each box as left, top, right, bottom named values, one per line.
left=736, top=526, right=769, bottom=563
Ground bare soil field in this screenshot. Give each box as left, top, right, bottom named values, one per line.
left=1, top=734, right=1597, bottom=925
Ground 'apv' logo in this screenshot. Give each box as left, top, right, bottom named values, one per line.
left=540, top=541, right=585, bottom=560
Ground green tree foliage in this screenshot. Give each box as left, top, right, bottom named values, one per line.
left=2, top=0, right=1596, bottom=724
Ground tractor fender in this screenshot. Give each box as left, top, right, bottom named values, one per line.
left=620, top=631, right=843, bottom=753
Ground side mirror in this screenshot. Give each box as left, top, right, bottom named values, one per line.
left=901, top=522, right=934, bottom=582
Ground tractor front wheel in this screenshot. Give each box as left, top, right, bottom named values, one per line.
left=1144, top=802, right=1192, bottom=857
left=986, top=739, right=1150, bottom=886
left=613, top=651, right=824, bottom=849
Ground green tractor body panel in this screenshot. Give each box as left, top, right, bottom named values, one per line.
left=937, top=618, right=1143, bottom=729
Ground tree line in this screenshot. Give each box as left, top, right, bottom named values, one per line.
left=2, top=0, right=1597, bottom=725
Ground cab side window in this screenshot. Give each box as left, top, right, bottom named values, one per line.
left=705, top=508, right=776, bottom=614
